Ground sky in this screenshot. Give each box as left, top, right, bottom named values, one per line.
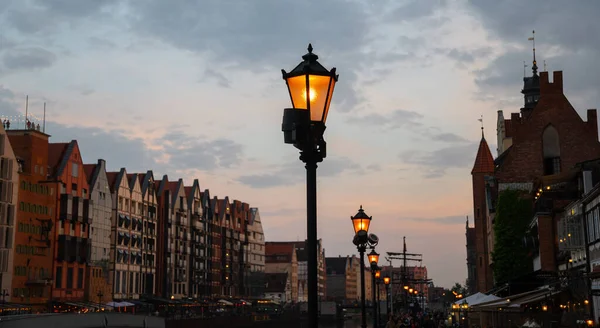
left=1, top=0, right=599, bottom=289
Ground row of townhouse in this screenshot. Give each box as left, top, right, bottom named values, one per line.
left=0, top=124, right=265, bottom=311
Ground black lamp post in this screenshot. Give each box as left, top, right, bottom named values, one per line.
left=281, top=44, right=338, bottom=328
left=351, top=206, right=375, bottom=328
left=374, top=268, right=381, bottom=327
left=384, top=276, right=391, bottom=318
left=368, top=250, right=380, bottom=328
left=97, top=291, right=104, bottom=312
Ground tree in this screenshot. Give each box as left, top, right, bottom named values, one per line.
left=492, top=189, right=533, bottom=284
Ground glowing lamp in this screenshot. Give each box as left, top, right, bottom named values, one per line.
left=282, top=44, right=338, bottom=124
left=368, top=249, right=380, bottom=266
left=351, top=205, right=372, bottom=234
left=383, top=276, right=391, bottom=285
left=375, top=269, right=381, bottom=279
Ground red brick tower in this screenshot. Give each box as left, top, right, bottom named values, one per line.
left=471, top=128, right=495, bottom=293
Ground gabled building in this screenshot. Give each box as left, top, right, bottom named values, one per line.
left=3, top=128, right=31, bottom=305
left=107, top=168, right=143, bottom=299
left=231, top=199, right=250, bottom=297
left=264, top=272, right=290, bottom=303
left=265, top=242, right=298, bottom=302
left=155, top=177, right=190, bottom=299
left=137, top=171, right=157, bottom=297
left=219, top=197, right=237, bottom=296
left=185, top=179, right=208, bottom=298
left=247, top=207, right=265, bottom=297
left=325, top=255, right=356, bottom=301
left=82, top=159, right=112, bottom=304
left=209, top=195, right=221, bottom=297
left=48, top=141, right=92, bottom=301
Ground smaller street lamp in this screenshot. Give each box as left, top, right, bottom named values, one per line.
left=383, top=276, right=391, bottom=317
left=97, top=290, right=104, bottom=312
left=368, top=249, right=380, bottom=328
left=351, top=205, right=375, bottom=328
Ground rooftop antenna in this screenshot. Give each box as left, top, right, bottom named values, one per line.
left=25, top=95, right=28, bottom=122
left=43, top=102, right=46, bottom=133
left=523, top=61, right=527, bottom=78
left=543, top=60, right=547, bottom=72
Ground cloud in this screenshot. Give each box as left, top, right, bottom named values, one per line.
left=405, top=215, right=467, bottom=225
left=465, top=1, right=600, bottom=107
left=157, top=129, right=245, bottom=171
left=0, top=88, right=243, bottom=174
left=2, top=47, right=57, bottom=71
left=202, top=68, right=231, bottom=88
left=236, top=156, right=363, bottom=188
left=346, top=109, right=424, bottom=130
left=431, top=132, right=469, bottom=143
left=400, top=143, right=478, bottom=178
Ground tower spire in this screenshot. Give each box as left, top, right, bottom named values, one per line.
left=528, top=30, right=538, bottom=75
left=478, top=115, right=484, bottom=138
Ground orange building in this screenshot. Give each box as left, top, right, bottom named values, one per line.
left=47, top=141, right=92, bottom=301
left=7, top=129, right=55, bottom=310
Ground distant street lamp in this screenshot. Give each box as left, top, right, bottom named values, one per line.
left=375, top=268, right=382, bottom=325
left=97, top=290, right=104, bottom=312
left=351, top=206, right=376, bottom=328
left=384, top=275, right=391, bottom=317
left=281, top=44, right=338, bottom=328
left=368, top=249, right=380, bottom=328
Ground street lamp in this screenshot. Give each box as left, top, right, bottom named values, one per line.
left=384, top=276, right=391, bottom=318
left=97, top=290, right=104, bottom=312
left=281, top=44, right=338, bottom=328
left=375, top=269, right=381, bottom=325
left=351, top=206, right=376, bottom=328
left=369, top=249, right=380, bottom=328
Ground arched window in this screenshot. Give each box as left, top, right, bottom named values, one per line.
left=543, top=125, right=561, bottom=175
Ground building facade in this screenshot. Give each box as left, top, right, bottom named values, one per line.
left=246, top=207, right=265, bottom=297
left=137, top=171, right=157, bottom=297
left=48, top=141, right=92, bottom=301
left=82, top=159, right=112, bottom=304
left=185, top=180, right=207, bottom=298
left=1, top=128, right=24, bottom=304
left=265, top=242, right=298, bottom=302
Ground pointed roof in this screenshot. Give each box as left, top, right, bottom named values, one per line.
left=471, top=136, right=495, bottom=174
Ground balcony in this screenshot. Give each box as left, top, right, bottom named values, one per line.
left=59, top=194, right=73, bottom=221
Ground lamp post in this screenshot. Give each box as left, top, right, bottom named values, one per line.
left=368, top=250, right=380, bottom=328
left=351, top=206, right=375, bottom=328
left=97, top=291, right=104, bottom=312
left=384, top=276, right=391, bottom=318
left=281, top=44, right=338, bottom=328
left=375, top=268, right=381, bottom=326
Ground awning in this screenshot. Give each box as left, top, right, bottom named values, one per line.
left=472, top=286, right=557, bottom=310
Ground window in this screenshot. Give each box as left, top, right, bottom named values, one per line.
left=55, top=267, right=63, bottom=288
left=77, top=268, right=83, bottom=289
left=66, top=268, right=73, bottom=288
left=72, top=163, right=79, bottom=177
left=542, top=125, right=561, bottom=175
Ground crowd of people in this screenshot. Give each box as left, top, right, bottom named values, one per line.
left=385, top=310, right=450, bottom=328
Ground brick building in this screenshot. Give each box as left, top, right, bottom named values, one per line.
left=465, top=217, right=477, bottom=294
left=1, top=128, right=25, bottom=305
left=48, top=141, right=92, bottom=301
left=468, top=54, right=600, bottom=292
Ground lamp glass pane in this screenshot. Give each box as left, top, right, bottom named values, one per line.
left=322, top=78, right=336, bottom=123
left=286, top=74, right=331, bottom=123
left=352, top=217, right=370, bottom=234
left=287, top=75, right=308, bottom=110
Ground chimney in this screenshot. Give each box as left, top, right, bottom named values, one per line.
left=583, top=171, right=594, bottom=195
